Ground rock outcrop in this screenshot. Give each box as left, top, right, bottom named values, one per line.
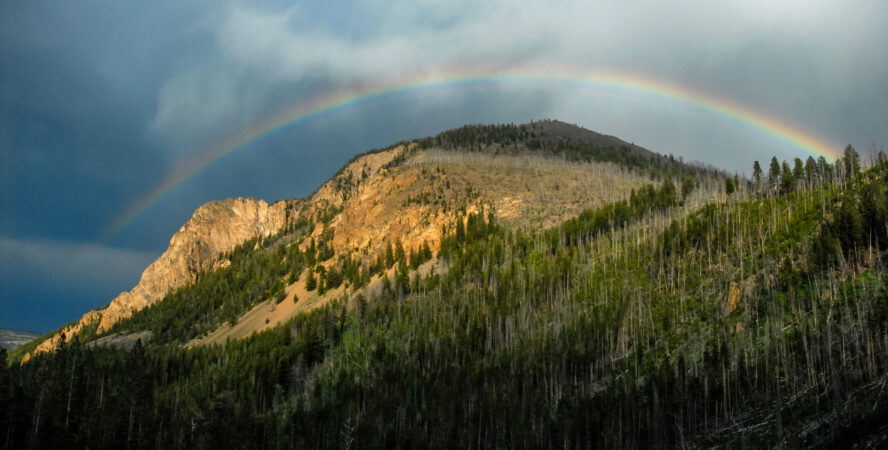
left=30, top=197, right=292, bottom=356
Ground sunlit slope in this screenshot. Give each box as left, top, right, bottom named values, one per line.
left=97, top=121, right=720, bottom=348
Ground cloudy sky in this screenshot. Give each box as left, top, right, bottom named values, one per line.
left=2, top=0, right=886, bottom=332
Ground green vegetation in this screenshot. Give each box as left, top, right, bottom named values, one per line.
left=4, top=148, right=888, bottom=447
left=411, top=121, right=723, bottom=182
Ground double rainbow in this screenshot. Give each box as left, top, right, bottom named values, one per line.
left=99, top=64, right=841, bottom=242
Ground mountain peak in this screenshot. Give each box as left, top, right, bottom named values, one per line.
left=23, top=120, right=712, bottom=357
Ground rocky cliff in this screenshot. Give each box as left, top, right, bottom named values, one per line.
left=28, top=197, right=293, bottom=357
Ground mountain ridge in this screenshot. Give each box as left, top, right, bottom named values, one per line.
left=22, top=120, right=715, bottom=359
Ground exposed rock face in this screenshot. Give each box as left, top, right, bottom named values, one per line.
left=97, top=197, right=291, bottom=331
left=30, top=197, right=292, bottom=356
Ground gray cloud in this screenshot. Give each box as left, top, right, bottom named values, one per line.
left=3, top=0, right=886, bottom=330
left=148, top=0, right=888, bottom=165
left=0, top=237, right=156, bottom=297
left=0, top=237, right=157, bottom=330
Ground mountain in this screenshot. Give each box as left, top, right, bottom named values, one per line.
left=0, top=329, right=39, bottom=350
left=5, top=121, right=887, bottom=448
left=22, top=120, right=713, bottom=359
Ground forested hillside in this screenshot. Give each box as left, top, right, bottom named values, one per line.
left=3, top=124, right=887, bottom=448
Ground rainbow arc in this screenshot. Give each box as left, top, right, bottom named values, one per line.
left=99, top=64, right=841, bottom=242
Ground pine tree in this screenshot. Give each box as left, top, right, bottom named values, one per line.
left=768, top=156, right=781, bottom=189
left=780, top=161, right=795, bottom=193
left=394, top=240, right=406, bottom=265
left=305, top=272, right=317, bottom=291
left=421, top=240, right=432, bottom=261
left=725, top=177, right=735, bottom=195
left=844, top=144, right=861, bottom=176
left=793, top=158, right=805, bottom=187
left=752, top=160, right=762, bottom=190
left=385, top=243, right=395, bottom=268
left=805, top=156, right=817, bottom=184
left=680, top=175, right=695, bottom=203
left=316, top=265, right=327, bottom=295
left=658, top=177, right=677, bottom=207
left=836, top=199, right=864, bottom=252
left=396, top=259, right=410, bottom=296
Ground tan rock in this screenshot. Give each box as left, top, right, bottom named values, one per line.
left=30, top=197, right=293, bottom=356
left=725, top=281, right=742, bottom=315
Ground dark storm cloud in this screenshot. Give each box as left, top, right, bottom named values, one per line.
left=0, top=1, right=212, bottom=244
left=0, top=237, right=156, bottom=331
left=0, top=1, right=214, bottom=328
left=2, top=0, right=886, bottom=331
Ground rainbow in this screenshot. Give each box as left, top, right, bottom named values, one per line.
left=98, top=63, right=841, bottom=242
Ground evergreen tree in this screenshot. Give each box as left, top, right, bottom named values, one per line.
left=316, top=265, right=327, bottom=294
left=396, top=259, right=410, bottom=296
left=725, top=177, right=735, bottom=195
left=793, top=158, right=805, bottom=187
left=421, top=240, right=432, bottom=261
left=325, top=266, right=343, bottom=289
left=780, top=161, right=795, bottom=193
left=680, top=175, right=695, bottom=203
left=844, top=144, right=861, bottom=177
left=305, top=272, right=317, bottom=291
left=455, top=217, right=466, bottom=243
left=805, top=156, right=818, bottom=184
left=752, top=160, right=762, bottom=190
left=658, top=177, right=677, bottom=207
left=860, top=180, right=888, bottom=245
left=385, top=243, right=395, bottom=268
left=809, top=226, right=840, bottom=271
left=394, top=240, right=406, bottom=264
left=768, top=156, right=781, bottom=190
left=836, top=199, right=864, bottom=252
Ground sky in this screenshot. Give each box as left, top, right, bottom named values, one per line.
left=1, top=0, right=886, bottom=332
